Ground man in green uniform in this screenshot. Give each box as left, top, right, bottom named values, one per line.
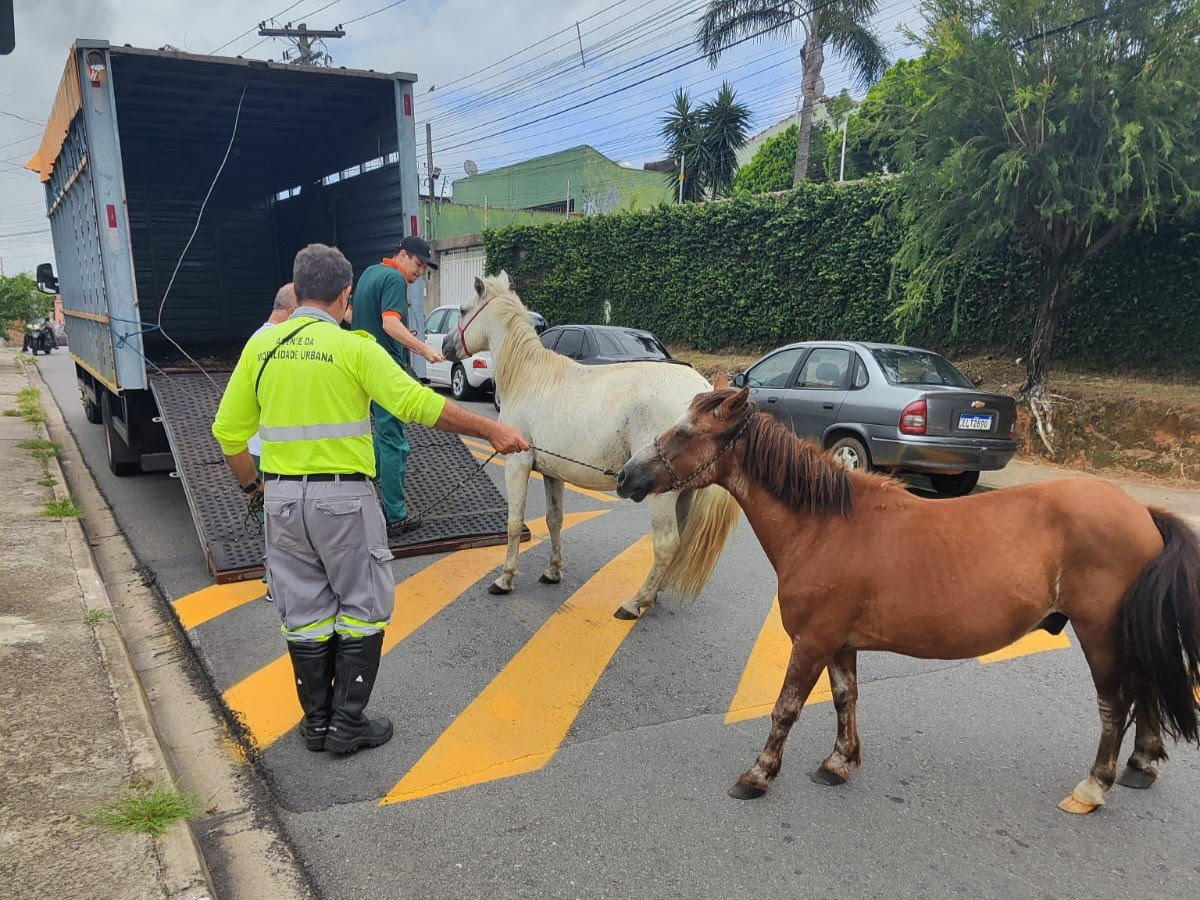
left=351, top=235, right=445, bottom=536
left=213, top=243, right=527, bottom=754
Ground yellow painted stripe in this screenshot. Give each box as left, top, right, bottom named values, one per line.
left=464, top=445, right=618, bottom=504
left=223, top=510, right=609, bottom=751
left=174, top=580, right=271, bottom=631
left=725, top=597, right=832, bottom=725
left=979, top=628, right=1071, bottom=664
left=380, top=534, right=651, bottom=805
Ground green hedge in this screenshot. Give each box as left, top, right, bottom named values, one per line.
left=483, top=180, right=1200, bottom=371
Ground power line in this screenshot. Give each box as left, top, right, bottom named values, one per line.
left=0, top=109, right=44, bottom=128
left=210, top=1, right=308, bottom=54
left=341, top=0, right=411, bottom=26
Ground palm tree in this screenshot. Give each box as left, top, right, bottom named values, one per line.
left=700, top=81, right=752, bottom=197
left=659, top=88, right=707, bottom=202
left=698, top=0, right=889, bottom=185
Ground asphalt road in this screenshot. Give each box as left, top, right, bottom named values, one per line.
left=37, top=350, right=1200, bottom=900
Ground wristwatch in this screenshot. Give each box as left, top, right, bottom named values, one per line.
left=241, top=477, right=263, bottom=494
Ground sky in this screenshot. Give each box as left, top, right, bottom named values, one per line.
left=0, top=0, right=921, bottom=276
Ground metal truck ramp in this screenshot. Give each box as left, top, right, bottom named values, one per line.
left=149, top=372, right=522, bottom=584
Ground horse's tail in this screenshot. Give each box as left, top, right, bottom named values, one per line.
left=662, top=485, right=740, bottom=598
left=1116, top=507, right=1200, bottom=745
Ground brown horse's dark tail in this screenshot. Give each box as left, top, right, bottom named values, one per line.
left=1116, top=508, right=1200, bottom=746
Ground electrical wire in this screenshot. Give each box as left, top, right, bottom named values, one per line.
left=0, top=109, right=45, bottom=128
left=210, top=1, right=308, bottom=54
left=340, top=0, right=411, bottom=26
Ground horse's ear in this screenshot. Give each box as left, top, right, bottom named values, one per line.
left=497, top=270, right=511, bottom=288
left=718, top=387, right=750, bottom=420
left=473, top=276, right=485, bottom=298
left=712, top=374, right=730, bottom=390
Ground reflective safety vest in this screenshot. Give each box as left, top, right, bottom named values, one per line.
left=212, top=307, right=445, bottom=476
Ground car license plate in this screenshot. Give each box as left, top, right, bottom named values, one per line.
left=958, top=413, right=993, bottom=431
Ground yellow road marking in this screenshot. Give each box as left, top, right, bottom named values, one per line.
left=978, top=628, right=1071, bottom=664
left=223, top=510, right=609, bottom=751
left=462, top=438, right=618, bottom=503
left=174, top=580, right=270, bottom=630
left=726, top=598, right=832, bottom=725
left=380, top=534, right=651, bottom=805
left=727, top=600, right=1072, bottom=724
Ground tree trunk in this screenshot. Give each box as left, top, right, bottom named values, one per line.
left=793, top=27, right=824, bottom=186
left=1023, top=257, right=1071, bottom=454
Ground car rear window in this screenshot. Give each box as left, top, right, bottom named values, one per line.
left=596, top=330, right=670, bottom=358
left=870, top=348, right=974, bottom=388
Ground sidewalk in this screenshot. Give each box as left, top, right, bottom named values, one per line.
left=0, top=345, right=212, bottom=900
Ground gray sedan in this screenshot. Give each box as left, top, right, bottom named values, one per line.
left=731, top=341, right=1018, bottom=496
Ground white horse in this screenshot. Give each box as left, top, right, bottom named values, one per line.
left=442, top=273, right=740, bottom=619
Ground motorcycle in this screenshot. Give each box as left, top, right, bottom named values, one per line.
left=22, top=320, right=56, bottom=355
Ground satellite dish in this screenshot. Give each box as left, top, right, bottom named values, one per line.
left=464, top=159, right=478, bottom=177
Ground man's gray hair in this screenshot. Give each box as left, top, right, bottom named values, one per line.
left=272, top=282, right=297, bottom=311
left=293, top=244, right=352, bottom=304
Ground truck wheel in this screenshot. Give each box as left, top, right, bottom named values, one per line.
left=83, top=397, right=102, bottom=424
left=450, top=364, right=475, bottom=401
left=101, top=392, right=141, bottom=476
left=928, top=470, right=980, bottom=497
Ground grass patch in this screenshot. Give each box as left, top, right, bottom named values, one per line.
left=37, top=476, right=57, bottom=488
left=16, top=387, right=39, bottom=404
left=89, top=782, right=200, bottom=838
left=18, top=438, right=60, bottom=460
left=43, top=498, right=84, bottom=518
left=84, top=608, right=112, bottom=625
left=2, top=408, right=21, bottom=416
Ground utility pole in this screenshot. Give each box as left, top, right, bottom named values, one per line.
left=425, top=123, right=437, bottom=237
left=257, top=21, right=345, bottom=66
left=678, top=152, right=685, bottom=203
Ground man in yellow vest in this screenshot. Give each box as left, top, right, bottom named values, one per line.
left=212, top=243, right=528, bottom=754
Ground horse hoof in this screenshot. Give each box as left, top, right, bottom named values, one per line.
left=1057, top=794, right=1099, bottom=815
left=487, top=583, right=511, bottom=596
left=728, top=781, right=766, bottom=800
left=1117, top=766, right=1156, bottom=790
left=810, top=766, right=847, bottom=786
left=612, top=606, right=638, bottom=621
left=538, top=574, right=561, bottom=584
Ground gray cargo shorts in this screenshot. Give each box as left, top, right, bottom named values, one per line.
left=263, top=476, right=395, bottom=640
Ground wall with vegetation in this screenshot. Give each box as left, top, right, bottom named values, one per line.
left=484, top=180, right=1200, bottom=371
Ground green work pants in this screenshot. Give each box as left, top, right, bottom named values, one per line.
left=372, top=402, right=410, bottom=523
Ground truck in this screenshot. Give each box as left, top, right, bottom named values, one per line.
left=32, top=41, right=513, bottom=581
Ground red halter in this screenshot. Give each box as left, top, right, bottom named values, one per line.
left=456, top=297, right=493, bottom=358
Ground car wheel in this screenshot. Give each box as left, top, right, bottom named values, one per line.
left=928, top=470, right=980, bottom=497
left=492, top=390, right=501, bottom=412
left=450, top=364, right=474, bottom=401
left=829, top=436, right=870, bottom=472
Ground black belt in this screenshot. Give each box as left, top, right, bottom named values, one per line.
left=266, top=473, right=369, bottom=482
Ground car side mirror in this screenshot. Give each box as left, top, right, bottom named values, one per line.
left=731, top=372, right=747, bottom=388
left=36, top=262, right=58, bottom=294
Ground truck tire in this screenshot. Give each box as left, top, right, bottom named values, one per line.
left=101, top=392, right=141, bottom=476
left=83, top=397, right=102, bottom=424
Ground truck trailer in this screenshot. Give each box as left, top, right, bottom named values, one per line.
left=30, top=41, right=514, bottom=581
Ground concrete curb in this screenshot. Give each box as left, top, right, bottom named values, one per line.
left=19, top=354, right=216, bottom=900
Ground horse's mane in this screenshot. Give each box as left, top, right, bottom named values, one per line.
left=483, top=277, right=572, bottom=403
left=692, top=391, right=856, bottom=517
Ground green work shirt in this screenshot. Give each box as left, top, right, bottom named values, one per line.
left=211, top=307, right=445, bottom=476
left=351, top=261, right=409, bottom=366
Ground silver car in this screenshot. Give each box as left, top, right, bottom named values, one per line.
left=731, top=341, right=1018, bottom=496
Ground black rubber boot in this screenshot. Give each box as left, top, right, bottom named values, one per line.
left=286, top=639, right=337, bottom=751
left=324, top=632, right=393, bottom=754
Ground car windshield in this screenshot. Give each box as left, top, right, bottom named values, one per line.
left=870, top=348, right=974, bottom=388
left=594, top=329, right=670, bottom=359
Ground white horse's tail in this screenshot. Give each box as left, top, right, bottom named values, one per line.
left=662, top=485, right=741, bottom=598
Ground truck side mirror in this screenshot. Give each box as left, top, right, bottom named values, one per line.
left=36, top=262, right=58, bottom=294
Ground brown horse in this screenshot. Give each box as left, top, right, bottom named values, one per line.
left=616, top=387, right=1200, bottom=814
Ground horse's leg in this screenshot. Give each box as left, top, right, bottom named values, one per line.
left=614, top=492, right=679, bottom=620
left=812, top=648, right=861, bottom=786
left=730, top=635, right=831, bottom=800
left=489, top=453, right=533, bottom=595
left=1116, top=705, right=1166, bottom=790
left=538, top=476, right=565, bottom=585
left=1060, top=620, right=1129, bottom=814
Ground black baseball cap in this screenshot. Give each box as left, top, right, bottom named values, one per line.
left=398, top=235, right=438, bottom=270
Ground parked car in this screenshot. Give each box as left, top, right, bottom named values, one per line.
left=492, top=323, right=688, bottom=411
left=422, top=305, right=548, bottom=400
left=731, top=341, right=1018, bottom=496
left=539, top=324, right=689, bottom=366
